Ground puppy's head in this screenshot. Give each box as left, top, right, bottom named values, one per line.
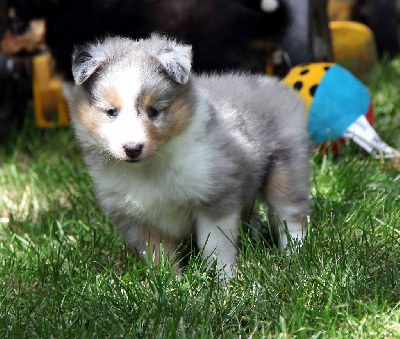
left=70, top=34, right=194, bottom=163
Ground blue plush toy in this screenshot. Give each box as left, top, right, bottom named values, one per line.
left=283, top=62, right=399, bottom=158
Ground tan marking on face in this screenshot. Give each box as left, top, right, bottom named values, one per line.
left=71, top=88, right=124, bottom=139
left=142, top=92, right=193, bottom=158
left=72, top=94, right=104, bottom=136
left=105, top=90, right=122, bottom=111
left=141, top=90, right=160, bottom=111
left=168, top=96, right=193, bottom=135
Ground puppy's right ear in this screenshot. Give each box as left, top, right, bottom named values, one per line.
left=72, top=45, right=107, bottom=85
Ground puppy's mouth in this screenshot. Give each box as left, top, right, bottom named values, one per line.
left=124, top=158, right=141, bottom=163
left=110, top=153, right=144, bottom=163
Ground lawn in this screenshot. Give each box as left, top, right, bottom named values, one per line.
left=0, top=59, right=399, bottom=337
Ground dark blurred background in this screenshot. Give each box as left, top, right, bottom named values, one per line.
left=0, top=0, right=399, bottom=140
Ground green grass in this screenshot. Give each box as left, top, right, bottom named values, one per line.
left=1, top=59, right=399, bottom=337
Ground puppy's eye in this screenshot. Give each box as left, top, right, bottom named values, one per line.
left=147, top=106, right=160, bottom=118
left=106, top=108, right=118, bottom=117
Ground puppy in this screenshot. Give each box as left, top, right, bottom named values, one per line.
left=69, top=34, right=311, bottom=277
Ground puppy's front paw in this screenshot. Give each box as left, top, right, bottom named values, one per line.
left=279, top=225, right=305, bottom=257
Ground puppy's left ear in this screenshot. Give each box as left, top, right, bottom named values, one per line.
left=152, top=39, right=192, bottom=84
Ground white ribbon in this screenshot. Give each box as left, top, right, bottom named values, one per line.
left=343, top=115, right=400, bottom=159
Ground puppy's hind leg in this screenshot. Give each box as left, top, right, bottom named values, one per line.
left=262, top=147, right=311, bottom=251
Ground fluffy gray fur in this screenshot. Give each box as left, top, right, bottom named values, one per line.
left=70, top=34, right=311, bottom=277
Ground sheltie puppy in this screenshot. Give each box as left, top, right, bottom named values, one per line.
left=69, top=34, right=311, bottom=277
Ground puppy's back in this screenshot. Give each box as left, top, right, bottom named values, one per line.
left=194, top=73, right=309, bottom=161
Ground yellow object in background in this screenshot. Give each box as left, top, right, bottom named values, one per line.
left=282, top=62, right=334, bottom=112
left=33, top=54, right=69, bottom=127
left=329, top=21, right=377, bottom=74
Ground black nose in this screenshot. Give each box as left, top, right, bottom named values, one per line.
left=123, top=142, right=143, bottom=159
